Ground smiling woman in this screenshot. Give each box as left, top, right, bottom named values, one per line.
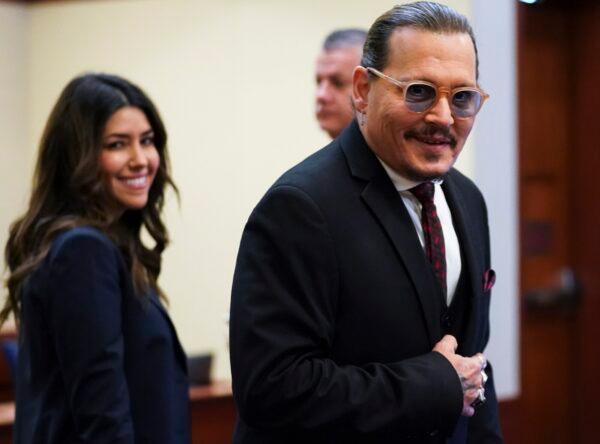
left=100, top=107, right=161, bottom=214
left=0, top=73, right=190, bottom=443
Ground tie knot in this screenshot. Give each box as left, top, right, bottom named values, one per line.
left=409, top=182, right=435, bottom=205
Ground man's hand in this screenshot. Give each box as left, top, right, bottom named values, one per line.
left=433, top=335, right=485, bottom=417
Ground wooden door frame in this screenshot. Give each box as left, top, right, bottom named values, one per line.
left=502, top=0, right=600, bottom=442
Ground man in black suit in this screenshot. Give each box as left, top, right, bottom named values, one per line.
left=230, top=2, right=503, bottom=442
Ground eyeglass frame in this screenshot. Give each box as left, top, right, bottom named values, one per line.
left=365, top=67, right=489, bottom=118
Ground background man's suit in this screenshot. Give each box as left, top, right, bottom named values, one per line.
left=230, top=121, right=503, bottom=443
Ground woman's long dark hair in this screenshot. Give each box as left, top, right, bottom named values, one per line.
left=1, top=73, right=178, bottom=328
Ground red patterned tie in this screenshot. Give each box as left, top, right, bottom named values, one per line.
left=410, top=182, right=447, bottom=296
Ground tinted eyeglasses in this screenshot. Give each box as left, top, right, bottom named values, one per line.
left=366, top=67, right=489, bottom=118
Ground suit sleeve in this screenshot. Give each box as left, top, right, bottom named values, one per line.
left=230, top=185, right=463, bottom=435
left=468, top=194, right=504, bottom=443
left=46, top=231, right=134, bottom=443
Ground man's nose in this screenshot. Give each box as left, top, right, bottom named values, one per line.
left=424, top=95, right=454, bottom=127
left=316, top=82, right=332, bottom=102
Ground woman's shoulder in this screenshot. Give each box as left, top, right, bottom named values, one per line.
left=48, top=226, right=119, bottom=264
left=25, top=226, right=125, bottom=299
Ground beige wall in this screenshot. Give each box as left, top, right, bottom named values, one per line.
left=0, top=1, right=29, bottom=333
left=4, top=0, right=476, bottom=380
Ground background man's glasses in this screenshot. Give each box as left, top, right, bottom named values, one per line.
left=366, top=67, right=489, bottom=118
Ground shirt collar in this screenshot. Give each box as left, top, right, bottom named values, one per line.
left=376, top=157, right=444, bottom=192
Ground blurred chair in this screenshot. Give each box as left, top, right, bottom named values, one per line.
left=187, top=353, right=212, bottom=386
left=0, top=340, right=17, bottom=383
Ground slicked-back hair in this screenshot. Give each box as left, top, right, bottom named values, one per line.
left=361, top=1, right=479, bottom=79
left=322, top=28, right=367, bottom=51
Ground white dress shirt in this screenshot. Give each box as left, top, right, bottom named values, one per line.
left=378, top=159, right=462, bottom=305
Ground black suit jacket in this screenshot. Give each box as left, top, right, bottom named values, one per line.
left=15, top=226, right=191, bottom=443
left=230, top=122, right=503, bottom=443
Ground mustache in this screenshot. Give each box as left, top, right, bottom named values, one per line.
left=405, top=124, right=457, bottom=146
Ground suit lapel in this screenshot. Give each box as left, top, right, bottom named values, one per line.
left=149, top=293, right=189, bottom=373
left=340, top=122, right=443, bottom=347
left=442, top=173, right=484, bottom=355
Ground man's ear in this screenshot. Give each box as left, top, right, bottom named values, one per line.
left=352, top=66, right=370, bottom=114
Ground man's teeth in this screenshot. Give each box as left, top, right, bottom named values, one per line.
left=418, top=137, right=450, bottom=144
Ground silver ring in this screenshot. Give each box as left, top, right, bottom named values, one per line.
left=471, top=387, right=486, bottom=407
left=477, top=354, right=487, bottom=370
left=478, top=387, right=486, bottom=403
left=481, top=369, right=488, bottom=385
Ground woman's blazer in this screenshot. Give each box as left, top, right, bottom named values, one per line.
left=15, top=226, right=190, bottom=443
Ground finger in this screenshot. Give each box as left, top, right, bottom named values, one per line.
left=462, top=403, right=475, bottom=417
left=459, top=356, right=485, bottom=388
left=467, top=355, right=486, bottom=378
left=439, top=334, right=458, bottom=352
left=475, top=369, right=484, bottom=389
left=464, top=387, right=479, bottom=405
left=481, top=369, right=488, bottom=386
left=460, top=375, right=479, bottom=392
left=432, top=335, right=458, bottom=355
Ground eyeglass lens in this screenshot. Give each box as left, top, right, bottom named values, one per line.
left=405, top=83, right=482, bottom=118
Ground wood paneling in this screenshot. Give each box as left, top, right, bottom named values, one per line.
left=514, top=0, right=600, bottom=443
left=0, top=382, right=237, bottom=443
left=0, top=330, right=16, bottom=403
left=571, top=2, right=600, bottom=442
left=189, top=381, right=236, bottom=444
left=517, top=0, right=575, bottom=441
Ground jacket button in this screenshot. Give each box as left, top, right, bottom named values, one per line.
left=441, top=312, right=452, bottom=330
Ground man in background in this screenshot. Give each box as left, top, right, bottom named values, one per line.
left=315, top=28, right=366, bottom=139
